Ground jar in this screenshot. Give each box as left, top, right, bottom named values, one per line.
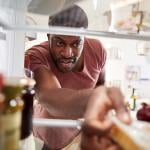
left=0, top=77, right=25, bottom=150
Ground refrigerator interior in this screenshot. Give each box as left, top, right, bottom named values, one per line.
left=1, top=0, right=150, bottom=97
left=0, top=0, right=150, bottom=96
left=0, top=0, right=150, bottom=149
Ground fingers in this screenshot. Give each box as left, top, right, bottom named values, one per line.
left=85, top=86, right=131, bottom=125
left=81, top=134, right=122, bottom=150
left=84, top=86, right=111, bottom=121
left=81, top=86, right=129, bottom=150
left=107, top=87, right=131, bottom=124
left=83, top=86, right=113, bottom=134
left=81, top=134, right=101, bottom=150
left=82, top=119, right=112, bottom=136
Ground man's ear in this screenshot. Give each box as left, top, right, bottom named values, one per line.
left=48, top=34, right=52, bottom=48
left=47, top=34, right=50, bottom=40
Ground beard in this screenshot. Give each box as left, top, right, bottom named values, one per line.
left=55, top=57, right=77, bottom=73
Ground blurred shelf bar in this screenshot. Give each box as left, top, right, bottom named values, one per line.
left=1, top=20, right=150, bottom=41
left=0, top=31, right=6, bottom=40
left=33, top=118, right=82, bottom=129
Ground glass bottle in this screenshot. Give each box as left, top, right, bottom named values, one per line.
left=20, top=78, right=36, bottom=150
left=0, top=74, right=5, bottom=114
left=129, top=88, right=136, bottom=111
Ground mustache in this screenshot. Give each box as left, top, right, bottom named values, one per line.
left=57, top=57, right=76, bottom=63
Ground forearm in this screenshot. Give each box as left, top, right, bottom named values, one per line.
left=37, top=88, right=93, bottom=119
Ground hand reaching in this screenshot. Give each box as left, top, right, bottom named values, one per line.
left=81, top=86, right=131, bottom=150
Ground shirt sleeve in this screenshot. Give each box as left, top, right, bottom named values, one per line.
left=88, top=38, right=107, bottom=70
left=96, top=40, right=107, bottom=85
left=99, top=41, right=107, bottom=70
left=24, top=47, right=50, bottom=72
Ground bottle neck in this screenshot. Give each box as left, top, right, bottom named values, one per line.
left=132, top=88, right=135, bottom=96
left=20, top=86, right=35, bottom=140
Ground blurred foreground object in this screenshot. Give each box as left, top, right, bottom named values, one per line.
left=0, top=77, right=25, bottom=150
left=110, top=117, right=150, bottom=150
left=64, top=119, right=150, bottom=150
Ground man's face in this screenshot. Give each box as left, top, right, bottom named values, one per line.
left=49, top=35, right=84, bottom=73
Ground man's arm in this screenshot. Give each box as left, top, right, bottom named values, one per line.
left=34, top=67, right=93, bottom=119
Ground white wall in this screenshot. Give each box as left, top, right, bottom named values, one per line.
left=100, top=37, right=150, bottom=98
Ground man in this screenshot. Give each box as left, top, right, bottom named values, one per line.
left=25, top=5, right=130, bottom=150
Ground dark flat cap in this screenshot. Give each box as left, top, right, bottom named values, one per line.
left=48, top=5, right=88, bottom=28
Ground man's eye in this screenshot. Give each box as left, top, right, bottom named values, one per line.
left=72, top=42, right=81, bottom=48
left=56, top=41, right=64, bottom=47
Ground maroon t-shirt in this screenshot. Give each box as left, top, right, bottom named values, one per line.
left=25, top=37, right=106, bottom=149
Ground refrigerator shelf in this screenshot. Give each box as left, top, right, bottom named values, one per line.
left=33, top=118, right=83, bottom=129
left=0, top=31, right=6, bottom=40
left=1, top=20, right=150, bottom=41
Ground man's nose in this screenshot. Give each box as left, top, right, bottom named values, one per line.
left=61, top=46, right=73, bottom=58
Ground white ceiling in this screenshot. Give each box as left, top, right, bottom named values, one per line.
left=27, top=0, right=112, bottom=30
left=27, top=0, right=150, bottom=31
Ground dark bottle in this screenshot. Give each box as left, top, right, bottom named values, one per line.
left=137, top=103, right=150, bottom=122
left=0, top=74, right=5, bottom=114
left=20, top=78, right=35, bottom=140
